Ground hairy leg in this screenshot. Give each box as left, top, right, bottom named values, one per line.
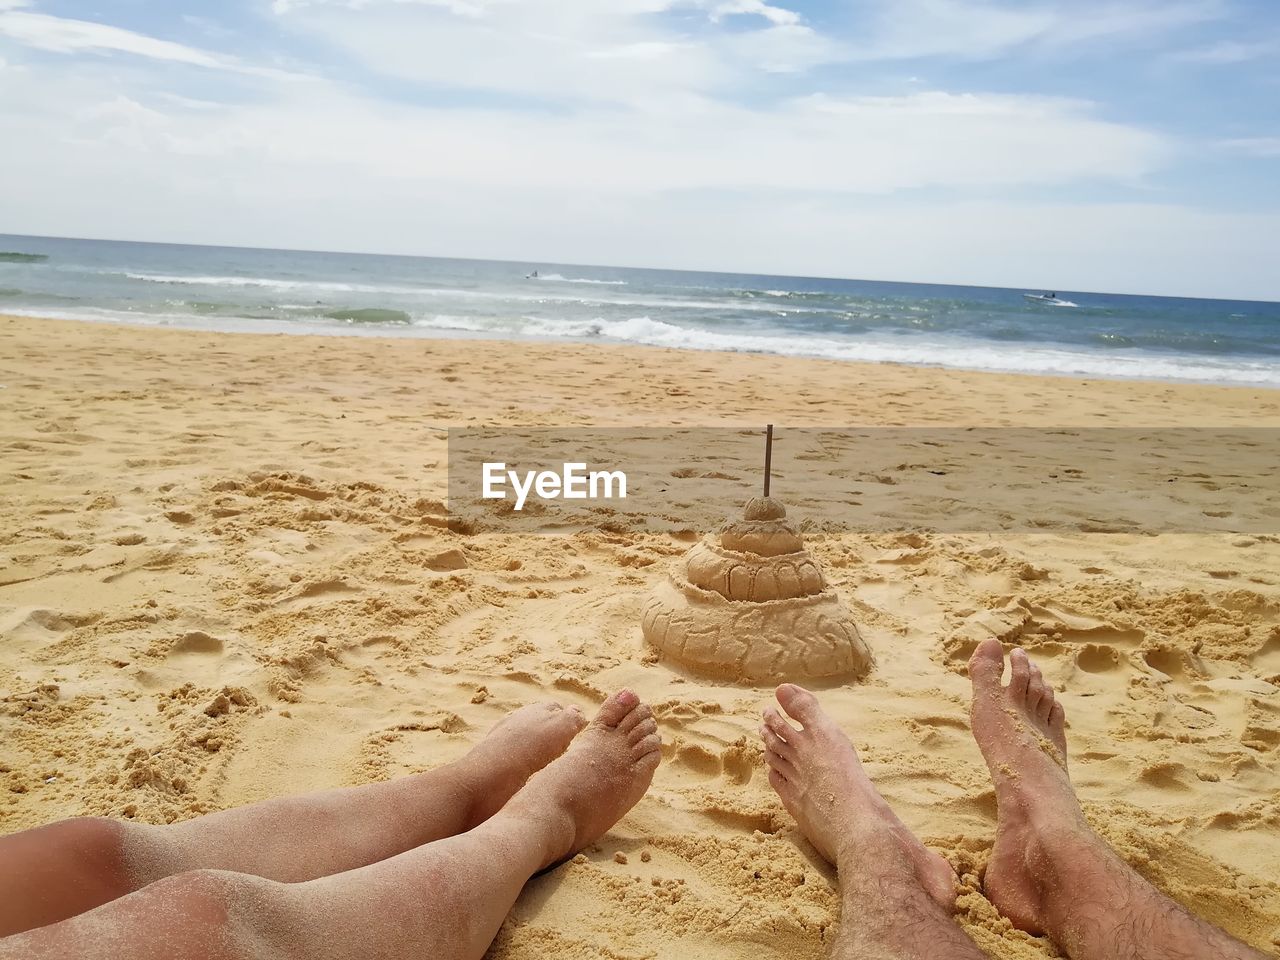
left=761, top=685, right=986, bottom=960
left=969, top=637, right=1270, bottom=960
left=0, top=700, right=585, bottom=937
left=0, top=690, right=661, bottom=960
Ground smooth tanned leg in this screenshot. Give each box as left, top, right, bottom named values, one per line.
left=968, top=637, right=1270, bottom=960
left=761, top=685, right=986, bottom=960
left=0, top=700, right=586, bottom=937
left=0, top=690, right=660, bottom=960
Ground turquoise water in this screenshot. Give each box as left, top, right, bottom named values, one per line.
left=2, top=234, right=1277, bottom=387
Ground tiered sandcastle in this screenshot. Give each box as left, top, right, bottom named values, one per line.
left=641, top=494, right=873, bottom=683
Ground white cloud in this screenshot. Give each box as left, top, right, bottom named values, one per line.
left=1171, top=38, right=1279, bottom=64
left=272, top=2, right=722, bottom=104
left=709, top=1, right=801, bottom=27
left=844, top=0, right=1224, bottom=62
left=35, top=80, right=1162, bottom=195
left=275, top=0, right=461, bottom=13
left=720, top=23, right=843, bottom=73
left=263, top=0, right=1228, bottom=108
left=0, top=7, right=303, bottom=78
left=1220, top=137, right=1280, bottom=158
left=585, top=40, right=693, bottom=61
left=1, top=9, right=217, bottom=63
left=271, top=0, right=841, bottom=101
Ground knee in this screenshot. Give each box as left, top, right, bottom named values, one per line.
left=31, top=816, right=135, bottom=887
left=162, top=870, right=240, bottom=921
left=57, top=816, right=174, bottom=890
left=54, top=816, right=130, bottom=860
left=155, top=870, right=294, bottom=960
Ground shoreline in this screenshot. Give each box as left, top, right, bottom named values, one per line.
left=4, top=311, right=1279, bottom=396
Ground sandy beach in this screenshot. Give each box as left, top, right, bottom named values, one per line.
left=1, top=314, right=1278, bottom=958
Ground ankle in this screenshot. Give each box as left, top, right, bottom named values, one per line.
left=496, top=786, right=578, bottom=869
left=1017, top=816, right=1109, bottom=902
left=837, top=812, right=926, bottom=864
left=835, top=880, right=972, bottom=959
left=833, top=821, right=891, bottom=872
left=835, top=827, right=925, bottom=894
left=441, top=758, right=490, bottom=828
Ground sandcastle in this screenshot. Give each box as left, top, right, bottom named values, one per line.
left=641, top=429, right=873, bottom=683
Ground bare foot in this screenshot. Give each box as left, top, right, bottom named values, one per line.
left=968, top=638, right=1084, bottom=933
left=456, top=702, right=588, bottom=826
left=505, top=690, right=661, bottom=870
left=761, top=684, right=956, bottom=909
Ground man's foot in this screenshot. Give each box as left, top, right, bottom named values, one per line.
left=504, top=690, right=661, bottom=870
left=968, top=637, right=1086, bottom=933
left=760, top=684, right=956, bottom=910
left=455, top=702, right=588, bottom=826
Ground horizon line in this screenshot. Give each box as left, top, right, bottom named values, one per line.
left=2, top=231, right=1277, bottom=306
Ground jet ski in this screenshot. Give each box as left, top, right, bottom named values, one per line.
left=1023, top=292, right=1077, bottom=307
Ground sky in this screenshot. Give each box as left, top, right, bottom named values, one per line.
left=0, top=0, right=1277, bottom=299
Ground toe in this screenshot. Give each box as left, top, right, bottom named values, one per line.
left=1048, top=700, right=1066, bottom=732
left=637, top=747, right=661, bottom=775
left=763, top=707, right=800, bottom=742
left=968, top=637, right=1005, bottom=691
left=1026, top=662, right=1046, bottom=713
left=776, top=684, right=823, bottom=730
left=1008, top=648, right=1031, bottom=700
left=764, top=744, right=797, bottom=781
left=628, top=717, right=658, bottom=744
left=767, top=767, right=794, bottom=803
left=1036, top=682, right=1055, bottom=723
left=553, top=707, right=588, bottom=741
left=760, top=723, right=795, bottom=761
left=595, top=690, right=641, bottom=728
left=619, top=702, right=653, bottom=735
left=631, top=732, right=661, bottom=761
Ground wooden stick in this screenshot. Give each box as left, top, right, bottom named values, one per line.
left=763, top=424, right=773, bottom=497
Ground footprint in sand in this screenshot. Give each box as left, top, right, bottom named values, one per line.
left=665, top=739, right=755, bottom=786
left=1241, top=698, right=1280, bottom=752
left=169, top=631, right=225, bottom=656
left=0, top=607, right=99, bottom=643
left=1143, top=646, right=1198, bottom=683
left=275, top=577, right=363, bottom=609
left=1248, top=629, right=1280, bottom=680
left=1075, top=643, right=1125, bottom=674
left=1138, top=760, right=1198, bottom=792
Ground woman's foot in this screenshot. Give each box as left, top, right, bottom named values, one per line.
left=968, top=637, right=1087, bottom=933
left=760, top=684, right=956, bottom=910
left=454, top=701, right=588, bottom=826
left=502, top=690, right=661, bottom=870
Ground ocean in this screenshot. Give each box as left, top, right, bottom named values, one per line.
left=2, top=234, right=1277, bottom=387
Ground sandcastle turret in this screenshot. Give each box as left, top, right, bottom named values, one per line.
left=641, top=429, right=873, bottom=683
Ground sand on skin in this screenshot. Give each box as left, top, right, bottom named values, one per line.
left=0, top=314, right=1278, bottom=958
